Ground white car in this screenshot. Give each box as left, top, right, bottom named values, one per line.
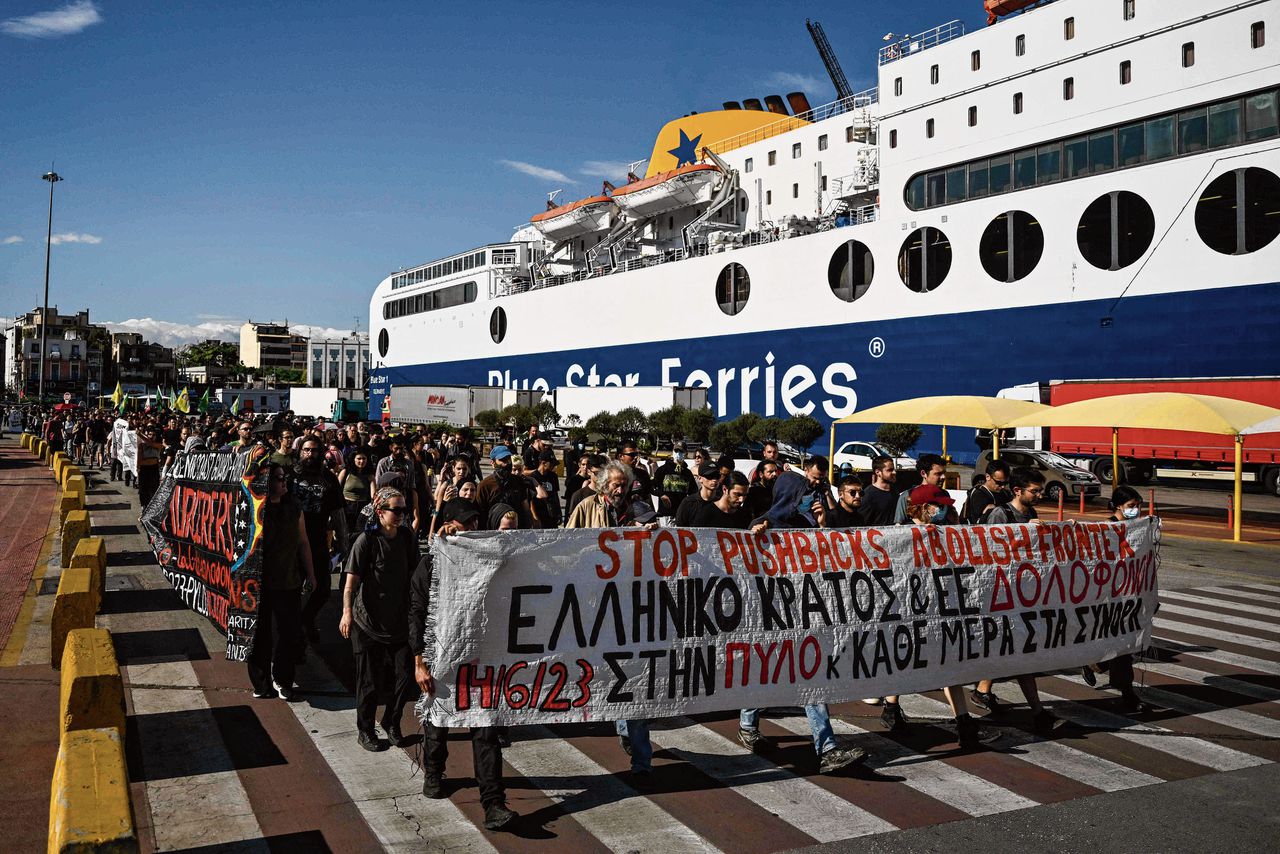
left=832, top=441, right=916, bottom=477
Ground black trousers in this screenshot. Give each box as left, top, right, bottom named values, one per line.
left=1101, top=654, right=1136, bottom=692
left=351, top=625, right=416, bottom=734
left=247, top=586, right=302, bottom=693
left=300, top=544, right=332, bottom=632
left=423, top=724, right=505, bottom=807
left=138, top=465, right=161, bottom=510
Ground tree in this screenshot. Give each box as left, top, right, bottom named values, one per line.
left=778, top=415, right=825, bottom=462
left=679, top=408, right=715, bottom=446
left=532, top=399, right=559, bottom=431
left=585, top=411, right=619, bottom=445
left=615, top=406, right=648, bottom=439
left=876, top=423, right=922, bottom=457
left=647, top=405, right=684, bottom=447
left=747, top=417, right=784, bottom=445
left=707, top=421, right=739, bottom=453
left=475, top=409, right=502, bottom=433
left=500, top=404, right=536, bottom=432
left=563, top=413, right=582, bottom=429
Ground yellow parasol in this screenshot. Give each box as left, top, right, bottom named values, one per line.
left=1003, top=392, right=1280, bottom=541
left=828, top=395, right=1050, bottom=475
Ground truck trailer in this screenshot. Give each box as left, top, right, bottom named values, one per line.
left=387, top=384, right=504, bottom=427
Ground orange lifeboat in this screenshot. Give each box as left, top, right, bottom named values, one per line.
left=610, top=163, right=721, bottom=219
left=985, top=0, right=1040, bottom=24
left=529, top=195, right=617, bottom=242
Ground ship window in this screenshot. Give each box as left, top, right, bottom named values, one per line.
left=989, top=154, right=1012, bottom=194
left=793, top=143, right=802, bottom=159
left=818, top=134, right=828, bottom=151
left=946, top=167, right=966, bottom=203
left=1013, top=92, right=1024, bottom=114
left=968, top=106, right=977, bottom=127
left=1252, top=21, right=1265, bottom=49
left=971, top=50, right=981, bottom=71
left=1064, top=136, right=1089, bottom=178
left=378, top=329, right=389, bottom=358
left=1196, top=168, right=1280, bottom=255
left=1014, top=149, right=1037, bottom=189
left=715, top=263, right=750, bottom=316
left=1064, top=17, right=1075, bottom=40
left=846, top=125, right=855, bottom=142
left=905, top=174, right=925, bottom=208
left=1145, top=115, right=1175, bottom=159
left=1015, top=34, right=1025, bottom=57
left=926, top=118, right=935, bottom=138
left=740, top=195, right=748, bottom=213
left=968, top=160, right=989, bottom=198
left=1037, top=144, right=1061, bottom=184
left=766, top=190, right=772, bottom=204
left=980, top=210, right=1044, bottom=283
left=1208, top=101, right=1241, bottom=148
left=792, top=183, right=799, bottom=198
left=768, top=150, right=777, bottom=166
left=1078, top=190, right=1155, bottom=270
left=1245, top=91, right=1279, bottom=139
left=828, top=240, right=874, bottom=302
left=489, top=307, right=507, bottom=343
left=898, top=227, right=952, bottom=293
left=927, top=172, right=945, bottom=207
left=1118, top=122, right=1145, bottom=166
left=1063, top=77, right=1075, bottom=100
left=1179, top=107, right=1208, bottom=153
left=1182, top=42, right=1195, bottom=68
left=894, top=77, right=903, bottom=96
left=1124, top=1, right=1135, bottom=22
left=1120, top=60, right=1132, bottom=85
left=930, top=64, right=939, bottom=85
left=745, top=158, right=753, bottom=173
left=1089, top=130, right=1116, bottom=173
left=889, top=129, right=898, bottom=148
left=821, top=175, right=828, bottom=191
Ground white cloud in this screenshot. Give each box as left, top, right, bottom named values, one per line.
left=49, top=232, right=102, bottom=245
left=1, top=1, right=102, bottom=39
left=762, top=71, right=834, bottom=103
left=2, top=236, right=23, bottom=245
left=579, top=160, right=636, bottom=180
left=498, top=159, right=574, bottom=184
left=103, top=317, right=357, bottom=349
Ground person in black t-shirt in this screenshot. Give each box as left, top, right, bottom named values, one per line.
left=652, top=444, right=696, bottom=517
left=672, top=462, right=724, bottom=527
left=533, top=450, right=561, bottom=527
left=860, top=455, right=898, bottom=526
left=965, top=459, right=1011, bottom=524
left=292, top=437, right=347, bottom=643
left=689, top=471, right=767, bottom=532
left=616, top=441, right=653, bottom=510
left=825, top=476, right=865, bottom=527
left=747, top=459, right=781, bottom=518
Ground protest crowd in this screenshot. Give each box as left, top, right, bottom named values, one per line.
left=5, top=400, right=1153, bottom=833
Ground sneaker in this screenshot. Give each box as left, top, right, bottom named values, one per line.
left=483, top=802, right=517, bottom=830
left=1032, top=709, right=1061, bottom=736
left=819, top=744, right=868, bottom=774
left=969, top=689, right=1004, bottom=716
left=421, top=772, right=444, bottom=799
left=956, top=714, right=983, bottom=750
left=737, top=727, right=776, bottom=753
left=619, top=735, right=632, bottom=756
left=880, top=702, right=909, bottom=733
left=273, top=681, right=297, bottom=702
left=1081, top=666, right=1098, bottom=687
left=861, top=697, right=884, bottom=705
left=251, top=686, right=278, bottom=700
left=358, top=730, right=388, bottom=752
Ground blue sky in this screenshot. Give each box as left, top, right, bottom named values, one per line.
left=0, top=0, right=981, bottom=342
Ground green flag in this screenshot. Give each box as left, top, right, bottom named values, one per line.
left=117, top=392, right=127, bottom=414
left=230, top=395, right=241, bottom=416
left=198, top=388, right=210, bottom=414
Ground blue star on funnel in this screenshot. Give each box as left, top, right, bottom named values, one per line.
left=667, top=129, right=702, bottom=167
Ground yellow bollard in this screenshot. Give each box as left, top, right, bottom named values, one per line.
left=69, top=537, right=108, bottom=601
left=51, top=568, right=98, bottom=669
left=59, top=628, right=125, bottom=737
left=47, top=728, right=137, bottom=853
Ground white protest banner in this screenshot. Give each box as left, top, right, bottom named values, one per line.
left=424, top=518, right=1160, bottom=727
left=114, top=423, right=138, bottom=477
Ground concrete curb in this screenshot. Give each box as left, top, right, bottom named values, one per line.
left=62, top=466, right=83, bottom=491
left=48, top=727, right=138, bottom=854
left=61, top=510, right=91, bottom=570
left=69, top=538, right=108, bottom=602
left=59, top=628, right=125, bottom=737
left=51, top=568, right=97, bottom=670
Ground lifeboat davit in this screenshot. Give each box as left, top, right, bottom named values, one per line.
left=610, top=163, right=721, bottom=219
left=530, top=195, right=617, bottom=242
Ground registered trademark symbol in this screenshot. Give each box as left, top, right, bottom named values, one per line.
left=868, top=337, right=886, bottom=358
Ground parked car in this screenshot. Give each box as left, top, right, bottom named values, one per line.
left=975, top=448, right=1102, bottom=503
left=832, top=441, right=916, bottom=476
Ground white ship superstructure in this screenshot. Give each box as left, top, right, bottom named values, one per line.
left=369, top=0, right=1279, bottom=459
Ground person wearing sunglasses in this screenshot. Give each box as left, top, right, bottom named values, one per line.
left=965, top=458, right=1012, bottom=524
left=340, top=487, right=418, bottom=752
left=825, top=476, right=866, bottom=527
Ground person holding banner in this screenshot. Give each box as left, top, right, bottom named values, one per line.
left=249, top=464, right=317, bottom=701
left=136, top=424, right=165, bottom=511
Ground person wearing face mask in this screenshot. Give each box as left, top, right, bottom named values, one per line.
left=293, top=437, right=348, bottom=648
left=474, top=445, right=541, bottom=529
left=652, top=443, right=696, bottom=517
left=895, top=454, right=946, bottom=524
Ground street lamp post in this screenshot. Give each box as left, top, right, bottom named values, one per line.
left=38, top=171, right=63, bottom=402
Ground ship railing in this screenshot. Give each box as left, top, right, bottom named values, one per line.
left=700, top=86, right=879, bottom=157
left=879, top=19, right=966, bottom=66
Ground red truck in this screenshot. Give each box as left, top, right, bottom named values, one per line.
left=997, top=377, right=1280, bottom=496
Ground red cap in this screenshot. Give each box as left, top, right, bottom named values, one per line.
left=909, top=484, right=955, bottom=507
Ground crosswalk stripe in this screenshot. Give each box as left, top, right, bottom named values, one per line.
left=767, top=715, right=1038, bottom=817
left=1223, top=584, right=1280, bottom=600
left=1153, top=637, right=1280, bottom=676
left=896, top=694, right=1162, bottom=793
left=648, top=718, right=897, bottom=842
left=1155, top=618, right=1280, bottom=654
left=503, top=727, right=722, bottom=854
left=1162, top=591, right=1280, bottom=620
left=1058, top=671, right=1280, bottom=739
left=1136, top=661, right=1280, bottom=704
left=1157, top=603, right=1280, bottom=636
left=1035, top=689, right=1269, bottom=772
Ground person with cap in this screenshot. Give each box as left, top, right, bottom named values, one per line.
left=566, top=454, right=608, bottom=519
left=411, top=498, right=517, bottom=830
left=894, top=453, right=947, bottom=524
left=475, top=445, right=541, bottom=529
left=293, top=435, right=348, bottom=649
left=651, top=443, right=696, bottom=518
left=672, top=460, right=724, bottom=527
left=340, top=486, right=419, bottom=751
left=532, top=450, right=561, bottom=527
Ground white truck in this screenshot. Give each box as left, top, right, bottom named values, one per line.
left=389, top=384, right=504, bottom=427
left=552, top=385, right=709, bottom=422
left=287, top=387, right=367, bottom=421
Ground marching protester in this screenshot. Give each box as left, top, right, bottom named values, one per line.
left=966, top=459, right=1012, bottom=523
left=824, top=475, right=865, bottom=527
left=860, top=455, right=898, bottom=525
left=340, top=487, right=418, bottom=751
left=652, top=443, right=696, bottom=517
left=294, top=436, right=347, bottom=649
left=413, top=499, right=517, bottom=830
left=617, top=440, right=654, bottom=510
left=338, top=448, right=375, bottom=555
left=672, top=460, right=725, bottom=527
left=475, top=445, right=540, bottom=529
left=747, top=458, right=780, bottom=517
left=565, top=453, right=607, bottom=519
left=894, top=453, right=946, bottom=524
left=136, top=423, right=165, bottom=511
left=249, top=463, right=316, bottom=701
left=749, top=439, right=789, bottom=482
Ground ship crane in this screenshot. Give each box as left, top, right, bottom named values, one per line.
left=807, top=19, right=854, bottom=105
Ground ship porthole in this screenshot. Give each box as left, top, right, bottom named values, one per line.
left=898, top=227, right=951, bottom=293
left=828, top=239, right=874, bottom=302
left=1077, top=190, right=1154, bottom=271
left=490, top=306, right=507, bottom=343
left=1196, top=167, right=1280, bottom=255
left=377, top=328, right=389, bottom=358
left=979, top=210, right=1044, bottom=282
left=716, top=262, right=751, bottom=316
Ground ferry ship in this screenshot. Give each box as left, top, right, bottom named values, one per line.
left=368, top=0, right=1280, bottom=461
